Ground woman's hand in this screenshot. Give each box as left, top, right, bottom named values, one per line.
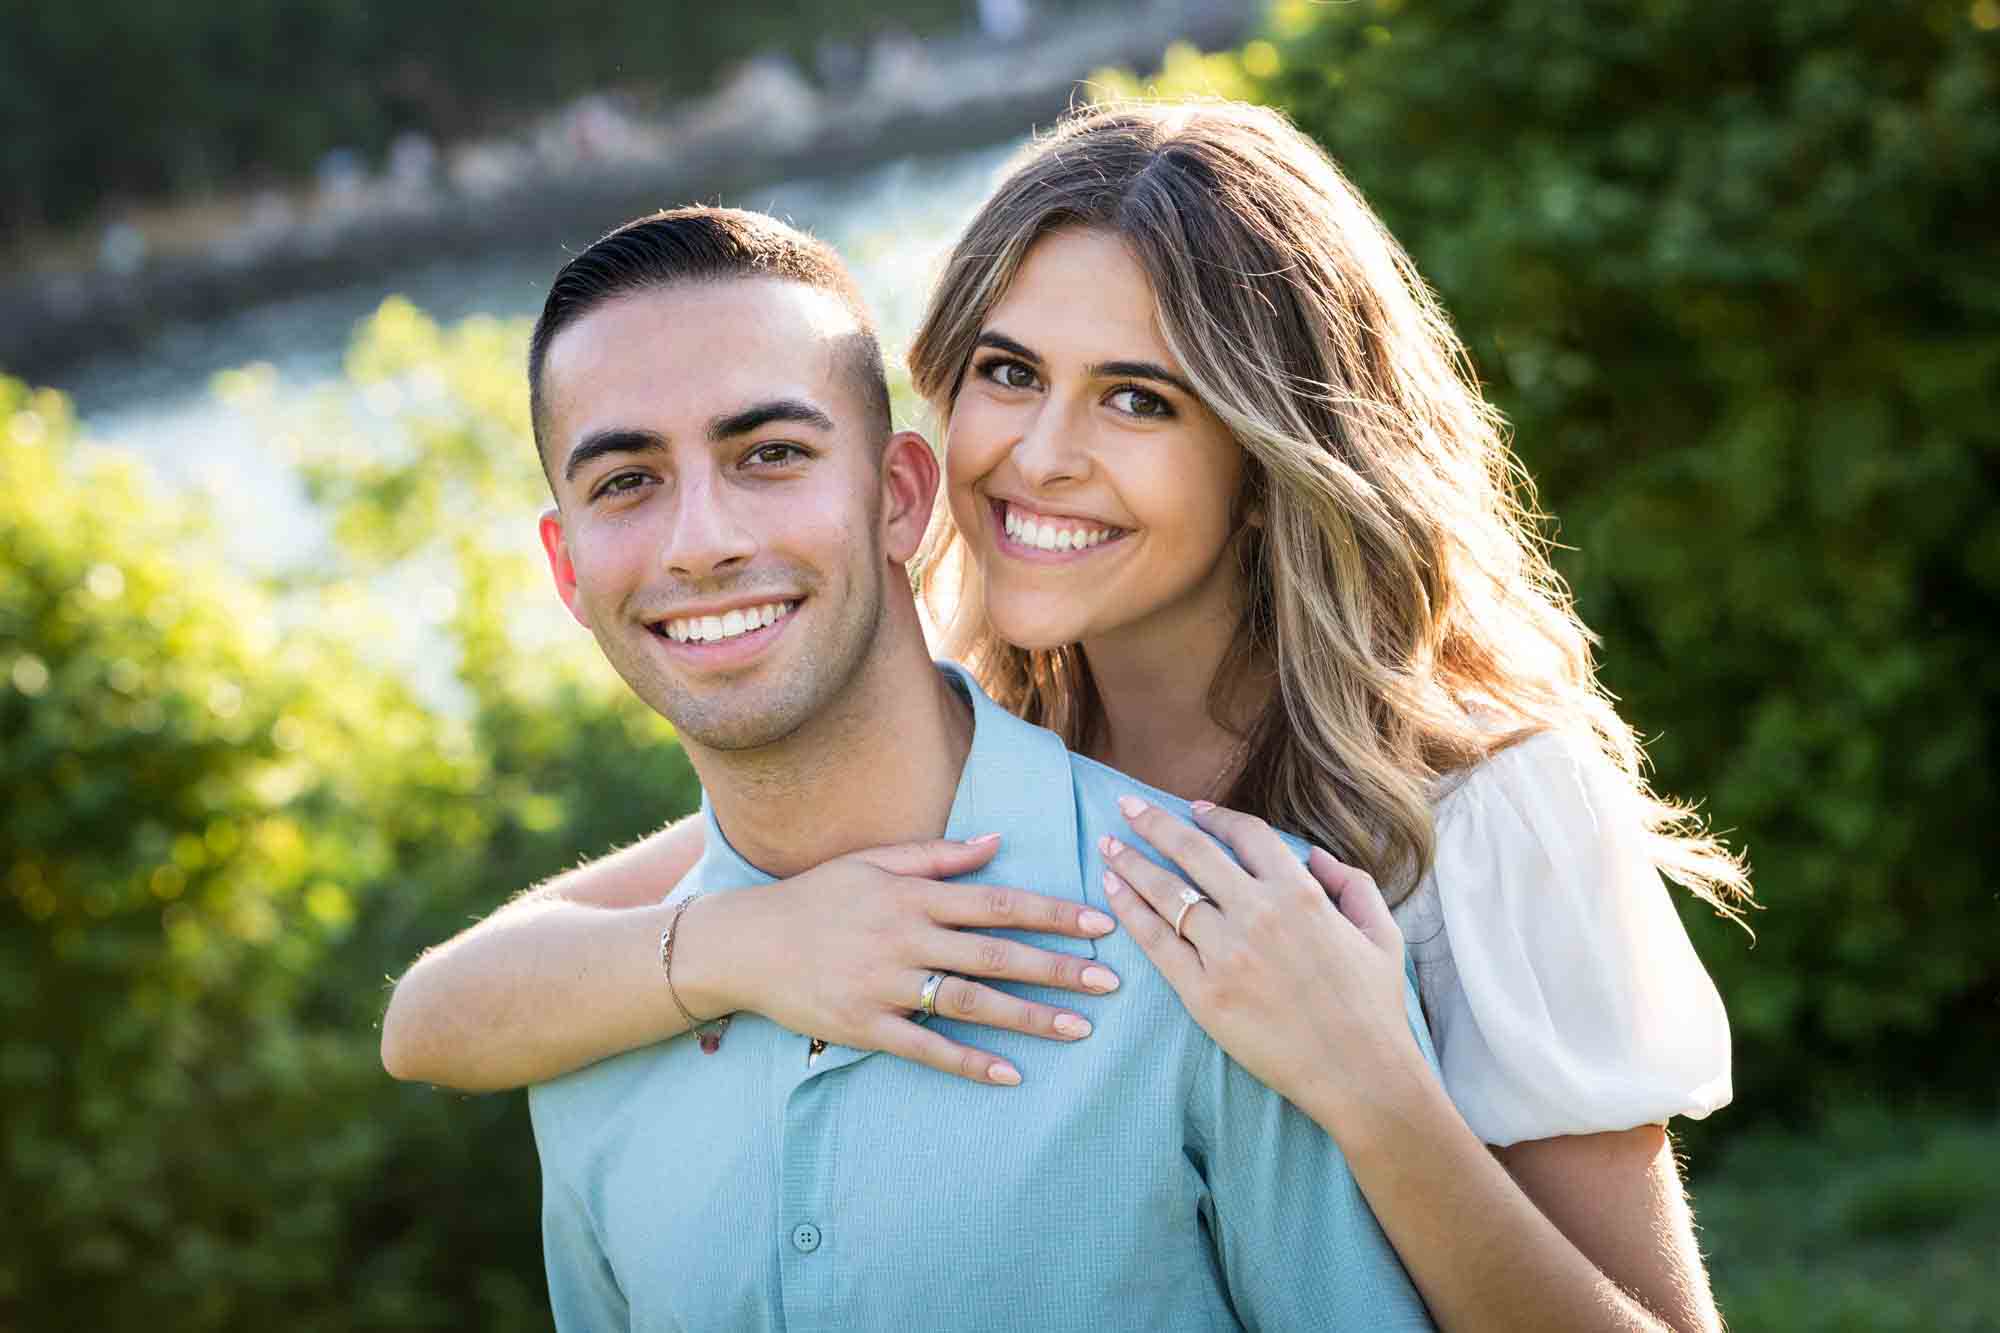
left=1097, top=798, right=1424, bottom=1124
left=690, top=835, right=1123, bottom=1087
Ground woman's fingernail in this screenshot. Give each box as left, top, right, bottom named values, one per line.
left=1082, top=965, right=1120, bottom=993
left=1116, top=795, right=1147, bottom=819
left=1053, top=1013, right=1092, bottom=1039
left=1101, top=869, right=1125, bottom=897
left=1100, top=834, right=1126, bottom=858
left=1190, top=800, right=1216, bottom=814
left=1079, top=909, right=1116, bottom=934
left=966, top=832, right=1001, bottom=846
left=990, top=1062, right=1022, bottom=1086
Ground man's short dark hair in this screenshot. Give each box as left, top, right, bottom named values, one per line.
left=527, top=206, right=893, bottom=469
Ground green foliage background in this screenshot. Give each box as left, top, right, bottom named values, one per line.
left=3, top=1, right=1997, bottom=1328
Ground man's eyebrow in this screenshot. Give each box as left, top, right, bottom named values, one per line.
left=563, top=428, right=668, bottom=484
left=707, top=398, right=835, bottom=441
left=976, top=329, right=1199, bottom=400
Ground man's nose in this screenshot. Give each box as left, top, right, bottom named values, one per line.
left=662, top=472, right=757, bottom=580
left=1009, top=396, right=1091, bottom=489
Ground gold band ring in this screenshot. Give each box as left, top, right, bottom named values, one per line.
left=918, top=970, right=949, bottom=1020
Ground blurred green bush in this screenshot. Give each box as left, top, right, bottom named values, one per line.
left=1, top=312, right=700, bottom=1326
left=1105, top=0, right=2000, bottom=1127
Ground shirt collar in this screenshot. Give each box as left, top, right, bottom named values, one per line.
left=693, top=660, right=1080, bottom=895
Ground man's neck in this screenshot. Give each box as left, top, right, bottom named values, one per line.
left=689, top=629, right=974, bottom=881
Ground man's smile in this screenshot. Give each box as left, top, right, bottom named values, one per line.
left=654, top=598, right=801, bottom=644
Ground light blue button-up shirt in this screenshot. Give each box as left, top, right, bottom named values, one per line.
left=531, top=663, right=1438, bottom=1332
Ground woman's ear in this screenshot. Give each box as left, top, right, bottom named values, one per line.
left=880, top=430, right=942, bottom=564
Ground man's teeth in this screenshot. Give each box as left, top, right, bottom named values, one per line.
left=1003, top=506, right=1119, bottom=551
left=663, top=601, right=797, bottom=644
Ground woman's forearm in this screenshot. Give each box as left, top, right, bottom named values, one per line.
left=1301, top=1055, right=1716, bottom=1333
left=381, top=818, right=724, bottom=1091
left=381, top=895, right=680, bottom=1091
left=381, top=888, right=770, bottom=1091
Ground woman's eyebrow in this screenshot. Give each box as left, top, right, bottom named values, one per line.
left=1088, top=359, right=1197, bottom=398
left=977, top=329, right=1196, bottom=398
left=973, top=330, right=1041, bottom=362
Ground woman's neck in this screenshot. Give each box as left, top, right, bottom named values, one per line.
left=1082, top=609, right=1270, bottom=803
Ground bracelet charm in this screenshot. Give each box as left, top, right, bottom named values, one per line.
left=660, top=893, right=731, bottom=1054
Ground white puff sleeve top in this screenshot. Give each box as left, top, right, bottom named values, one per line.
left=1390, top=731, right=1733, bottom=1148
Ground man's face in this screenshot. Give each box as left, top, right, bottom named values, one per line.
left=538, top=278, right=898, bottom=753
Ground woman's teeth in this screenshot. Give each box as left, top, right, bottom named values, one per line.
left=662, top=600, right=797, bottom=644
left=1003, top=506, right=1119, bottom=551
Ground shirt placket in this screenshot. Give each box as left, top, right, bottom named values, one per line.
left=778, top=1039, right=857, bottom=1333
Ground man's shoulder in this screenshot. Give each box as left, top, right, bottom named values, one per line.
left=1067, top=750, right=1193, bottom=818
left=1066, top=750, right=1310, bottom=863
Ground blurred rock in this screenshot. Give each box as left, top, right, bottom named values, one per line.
left=315, top=147, right=367, bottom=200
left=387, top=133, right=439, bottom=191
left=977, top=0, right=1033, bottom=41
left=674, top=54, right=820, bottom=155
left=99, top=222, right=148, bottom=276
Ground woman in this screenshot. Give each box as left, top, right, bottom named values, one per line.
left=383, top=100, right=1747, bottom=1331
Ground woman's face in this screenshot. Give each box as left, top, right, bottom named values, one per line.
left=944, top=227, right=1248, bottom=656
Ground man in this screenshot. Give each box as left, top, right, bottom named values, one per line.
left=526, top=206, right=1436, bottom=1331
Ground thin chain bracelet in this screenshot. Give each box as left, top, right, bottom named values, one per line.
left=660, top=893, right=731, bottom=1054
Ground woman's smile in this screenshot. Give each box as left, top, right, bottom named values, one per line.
left=990, top=498, right=1132, bottom=559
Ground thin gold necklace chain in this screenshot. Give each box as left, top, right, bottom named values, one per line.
left=1201, top=729, right=1254, bottom=804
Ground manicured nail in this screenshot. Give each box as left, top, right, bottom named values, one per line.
left=1116, top=795, right=1148, bottom=819
left=1081, top=964, right=1120, bottom=993
left=1190, top=800, right=1216, bottom=814
left=1079, top=909, right=1116, bottom=934
left=1101, top=868, right=1125, bottom=897
left=1053, top=1013, right=1092, bottom=1039
left=1099, top=834, right=1125, bottom=858
left=966, top=832, right=1001, bottom=846
left=989, top=1062, right=1022, bottom=1085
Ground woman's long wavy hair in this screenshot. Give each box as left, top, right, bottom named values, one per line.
left=908, top=99, right=1749, bottom=915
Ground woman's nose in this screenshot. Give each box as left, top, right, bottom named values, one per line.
left=1009, top=396, right=1090, bottom=488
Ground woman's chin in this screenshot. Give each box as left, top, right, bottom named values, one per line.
left=981, top=594, right=1096, bottom=654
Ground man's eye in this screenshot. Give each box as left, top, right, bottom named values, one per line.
left=595, top=471, right=650, bottom=499
left=1108, top=386, right=1173, bottom=419
left=748, top=443, right=805, bottom=467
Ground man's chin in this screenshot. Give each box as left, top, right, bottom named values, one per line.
left=653, top=686, right=819, bottom=755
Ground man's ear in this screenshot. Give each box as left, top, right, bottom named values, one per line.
left=539, top=507, right=589, bottom=627
left=879, top=430, right=941, bottom=565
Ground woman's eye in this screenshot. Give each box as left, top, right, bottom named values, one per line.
left=1108, top=386, right=1173, bottom=419
left=980, top=358, right=1039, bottom=391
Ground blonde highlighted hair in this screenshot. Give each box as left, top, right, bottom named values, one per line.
left=909, top=99, right=1748, bottom=915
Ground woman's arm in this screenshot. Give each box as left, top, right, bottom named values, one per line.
left=381, top=827, right=1124, bottom=1093
left=1102, top=802, right=1720, bottom=1333
left=380, top=817, right=710, bottom=1090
